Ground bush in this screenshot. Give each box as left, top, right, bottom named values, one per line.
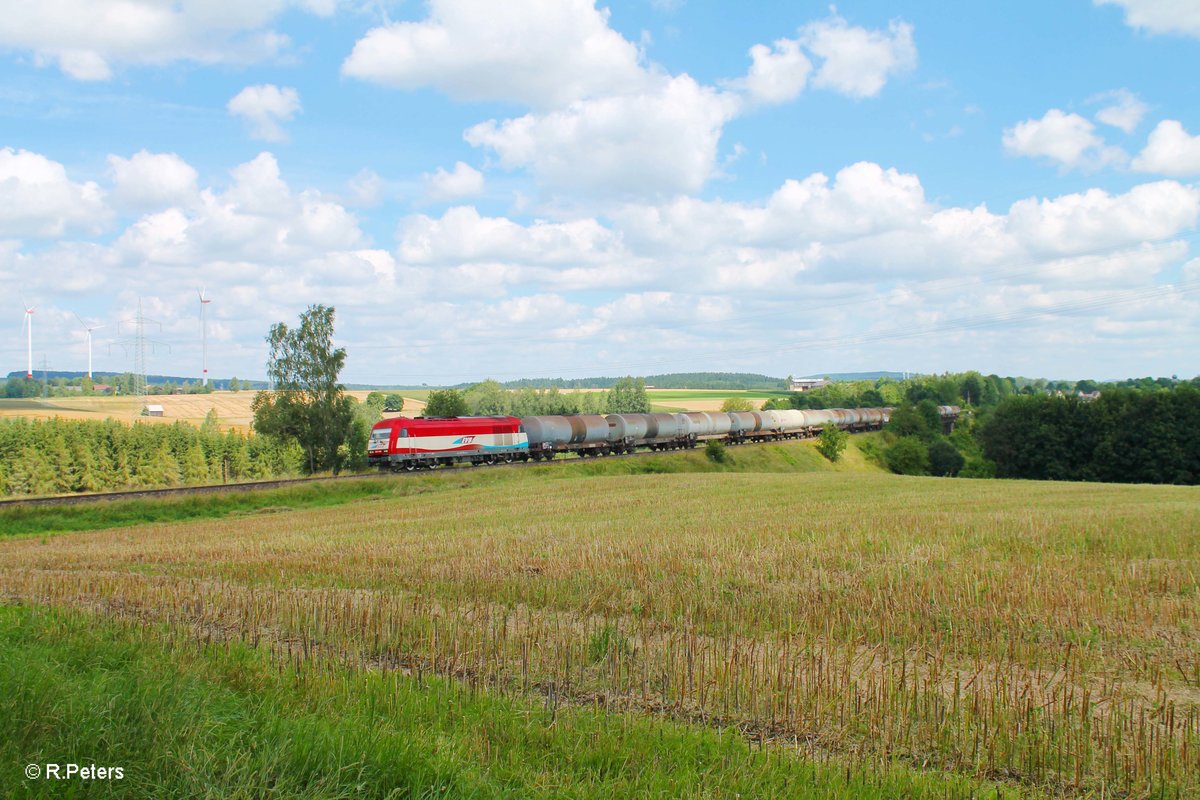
left=424, top=389, right=468, bottom=417
left=719, top=397, right=755, bottom=412
left=928, top=439, right=965, bottom=477
left=705, top=439, right=728, bottom=464
left=885, top=436, right=930, bottom=475
left=959, top=457, right=997, bottom=478
left=816, top=425, right=848, bottom=462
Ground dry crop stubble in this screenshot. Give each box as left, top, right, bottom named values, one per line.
left=1, top=471, right=1198, bottom=795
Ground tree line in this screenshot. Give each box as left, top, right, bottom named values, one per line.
left=800, top=371, right=1200, bottom=486
left=421, top=377, right=651, bottom=418
left=978, top=387, right=1200, bottom=484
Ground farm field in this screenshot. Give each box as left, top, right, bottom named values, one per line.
left=1, top=457, right=1197, bottom=797
left=0, top=387, right=783, bottom=426
left=0, top=390, right=427, bottom=429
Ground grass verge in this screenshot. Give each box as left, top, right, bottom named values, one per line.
left=0, top=603, right=1026, bottom=799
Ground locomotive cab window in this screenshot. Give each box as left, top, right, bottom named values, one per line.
left=400, top=429, right=408, bottom=438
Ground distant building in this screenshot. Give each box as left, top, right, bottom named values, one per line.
left=91, top=384, right=113, bottom=394
left=789, top=378, right=830, bottom=392
left=143, top=404, right=164, bottom=417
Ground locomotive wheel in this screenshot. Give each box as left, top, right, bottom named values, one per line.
left=503, top=454, right=514, bottom=464
left=403, top=462, right=417, bottom=472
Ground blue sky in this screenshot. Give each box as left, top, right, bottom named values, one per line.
left=1, top=0, right=1198, bottom=384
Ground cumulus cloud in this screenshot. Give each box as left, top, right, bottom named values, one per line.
left=107, top=150, right=199, bottom=210
left=0, top=148, right=109, bottom=237
left=734, top=13, right=916, bottom=104
left=398, top=206, right=623, bottom=266
left=345, top=2, right=914, bottom=197
left=0, top=0, right=333, bottom=80
left=1093, top=89, right=1149, bottom=132
left=739, top=38, right=812, bottom=105
left=422, top=162, right=485, bottom=202
left=342, top=0, right=646, bottom=108
left=466, top=74, right=739, bottom=196
left=227, top=84, right=302, bottom=141
left=1095, top=0, right=1200, bottom=37
left=1132, top=120, right=1200, bottom=175
left=9, top=148, right=1196, bottom=383
left=800, top=14, right=916, bottom=98
left=1006, top=181, right=1200, bottom=254
left=1003, top=109, right=1126, bottom=170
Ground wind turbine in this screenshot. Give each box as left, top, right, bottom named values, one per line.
left=21, top=298, right=34, bottom=378
left=198, top=288, right=212, bottom=387
left=73, top=313, right=107, bottom=380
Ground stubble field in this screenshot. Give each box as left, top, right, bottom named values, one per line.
left=1, top=457, right=1197, bottom=797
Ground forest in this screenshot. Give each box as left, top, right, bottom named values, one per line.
left=0, top=414, right=301, bottom=496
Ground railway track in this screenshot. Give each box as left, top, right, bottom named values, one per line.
left=0, top=430, right=843, bottom=510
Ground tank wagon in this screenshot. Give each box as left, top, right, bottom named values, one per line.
left=368, top=406, right=961, bottom=470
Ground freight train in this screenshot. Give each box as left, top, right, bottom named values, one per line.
left=367, top=406, right=961, bottom=470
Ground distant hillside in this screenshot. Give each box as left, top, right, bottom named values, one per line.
left=498, top=372, right=787, bottom=390
left=800, top=371, right=907, bottom=382
left=6, top=371, right=267, bottom=390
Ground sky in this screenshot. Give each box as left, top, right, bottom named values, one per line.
left=1, top=0, right=1198, bottom=385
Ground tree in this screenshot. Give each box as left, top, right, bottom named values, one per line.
left=465, top=379, right=510, bottom=415
left=816, top=424, right=849, bottom=463
left=4, top=377, right=41, bottom=398
left=885, top=437, right=930, bottom=476
left=201, top=409, right=221, bottom=436
left=705, top=439, right=728, bottom=464
left=229, top=377, right=241, bottom=392
left=927, top=439, right=965, bottom=477
left=607, top=376, right=650, bottom=414
left=720, top=396, right=756, bottom=412
left=252, top=304, right=356, bottom=474
left=383, top=393, right=405, bottom=412
left=424, top=389, right=468, bottom=417
left=886, top=402, right=938, bottom=441
left=357, top=393, right=386, bottom=426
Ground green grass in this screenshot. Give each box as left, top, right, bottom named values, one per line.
left=0, top=437, right=879, bottom=538
left=0, top=604, right=1027, bottom=799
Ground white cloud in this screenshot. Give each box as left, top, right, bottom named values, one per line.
left=800, top=14, right=916, bottom=98
left=740, top=38, right=812, bottom=105
left=342, top=0, right=646, bottom=108
left=1003, top=109, right=1126, bottom=170
left=423, top=162, right=485, bottom=202
left=398, top=206, right=623, bottom=266
left=227, top=84, right=302, bottom=142
left=346, top=169, right=385, bottom=207
left=0, top=148, right=109, bottom=237
left=8, top=147, right=1196, bottom=383
left=1095, top=0, right=1200, bottom=37
left=346, top=3, right=913, bottom=198
left=107, top=150, right=199, bottom=210
left=0, top=1, right=333, bottom=80
left=466, top=74, right=739, bottom=196
left=1007, top=181, right=1200, bottom=254
left=1132, top=120, right=1200, bottom=175
left=1093, top=89, right=1148, bottom=132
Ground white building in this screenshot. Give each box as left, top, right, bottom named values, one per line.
left=789, top=378, right=830, bottom=392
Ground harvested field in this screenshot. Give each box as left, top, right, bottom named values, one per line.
left=1, top=469, right=1197, bottom=797
left=0, top=390, right=426, bottom=429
